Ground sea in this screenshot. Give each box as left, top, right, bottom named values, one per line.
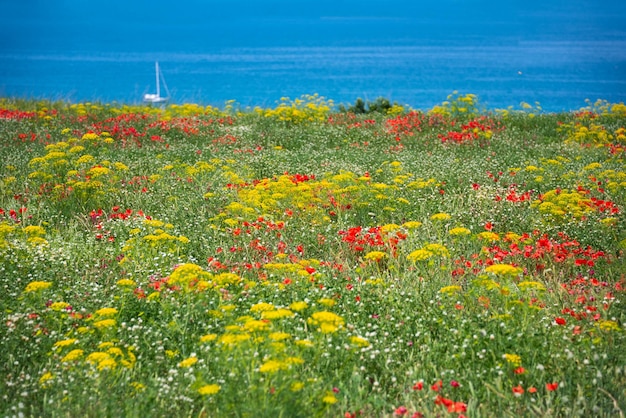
left=1, top=0, right=625, bottom=112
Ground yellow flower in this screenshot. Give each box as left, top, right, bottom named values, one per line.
left=262, top=309, right=294, bottom=320
left=289, top=301, right=309, bottom=312
left=600, top=217, right=618, bottom=227
left=81, top=132, right=99, bottom=141
left=75, top=154, right=95, bottom=165
left=39, top=372, right=54, bottom=388
left=308, top=311, right=345, bottom=333
left=178, top=356, right=198, bottom=368
left=290, top=381, right=304, bottom=392
left=402, top=221, right=423, bottom=230
left=27, top=237, right=48, bottom=246
left=422, top=243, right=449, bottom=257
left=243, top=319, right=270, bottom=332
left=86, top=352, right=110, bottom=363
left=269, top=332, right=291, bottom=341
left=169, top=263, right=212, bottom=287
left=49, top=301, right=70, bottom=311
left=24, top=281, right=52, bottom=292
left=439, top=285, right=462, bottom=295
left=131, top=382, right=146, bottom=392
left=198, top=384, right=221, bottom=395
left=54, top=338, right=78, bottom=348
left=597, top=320, right=620, bottom=332
left=68, top=145, right=85, bottom=154
left=250, top=302, right=275, bottom=312
left=322, top=393, right=338, bottom=404
left=485, top=264, right=522, bottom=277
left=259, top=359, right=287, bottom=373
left=475, top=278, right=500, bottom=290
left=364, top=251, right=387, bottom=262
left=449, top=227, right=471, bottom=236
left=88, top=166, right=110, bottom=177
left=95, top=307, right=118, bottom=317
left=200, top=334, right=218, bottom=343
left=23, top=225, right=46, bottom=236
left=116, top=278, right=136, bottom=287
left=97, top=358, right=117, bottom=370
left=285, top=356, right=304, bottom=366
left=407, top=249, right=433, bottom=262
left=93, top=319, right=116, bottom=329
left=503, top=353, right=522, bottom=367
left=107, top=347, right=124, bottom=357
left=380, top=223, right=400, bottom=233
left=518, top=281, right=546, bottom=291
left=61, top=349, right=84, bottom=362
left=318, top=298, right=336, bottom=307
left=477, top=231, right=500, bottom=241
left=218, top=333, right=251, bottom=346
left=430, top=212, right=451, bottom=221
left=350, top=336, right=370, bottom=347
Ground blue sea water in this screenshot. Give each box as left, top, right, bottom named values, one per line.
left=1, top=0, right=625, bottom=111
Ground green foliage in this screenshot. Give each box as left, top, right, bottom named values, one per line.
left=339, top=97, right=401, bottom=114
left=0, top=95, right=625, bottom=417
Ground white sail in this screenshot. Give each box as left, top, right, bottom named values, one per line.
left=144, top=61, right=169, bottom=104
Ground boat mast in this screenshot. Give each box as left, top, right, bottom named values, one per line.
left=155, top=62, right=161, bottom=98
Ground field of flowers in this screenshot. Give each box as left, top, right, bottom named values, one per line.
left=1, top=93, right=625, bottom=417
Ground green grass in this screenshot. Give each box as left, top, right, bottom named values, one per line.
left=0, top=94, right=625, bottom=417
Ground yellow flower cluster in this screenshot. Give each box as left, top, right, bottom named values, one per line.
left=503, top=353, right=522, bottom=367
left=407, top=243, right=449, bottom=262
left=307, top=311, right=345, bottom=334
left=429, top=91, right=481, bottom=118
left=449, top=227, right=471, bottom=236
left=198, top=384, right=221, bottom=395
left=532, top=189, right=594, bottom=220
left=255, top=94, right=333, bottom=123
left=364, top=251, right=387, bottom=262
left=517, top=281, right=546, bottom=291
left=178, top=356, right=198, bottom=368
left=407, top=249, right=433, bottom=262
left=485, top=264, right=522, bottom=277
left=168, top=263, right=216, bottom=291
left=24, top=281, right=53, bottom=292
left=258, top=356, right=304, bottom=373
left=439, top=285, right=462, bottom=295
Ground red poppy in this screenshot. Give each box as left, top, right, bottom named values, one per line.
left=394, top=406, right=408, bottom=416
left=448, top=402, right=467, bottom=413
left=431, top=380, right=443, bottom=391
left=546, top=382, right=559, bottom=391
left=555, top=317, right=567, bottom=325
left=512, top=385, right=524, bottom=395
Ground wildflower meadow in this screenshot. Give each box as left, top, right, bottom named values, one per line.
left=1, top=93, right=625, bottom=417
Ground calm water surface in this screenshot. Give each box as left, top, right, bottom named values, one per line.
left=1, top=0, right=625, bottom=111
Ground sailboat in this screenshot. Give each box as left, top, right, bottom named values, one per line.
left=143, top=61, right=170, bottom=104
